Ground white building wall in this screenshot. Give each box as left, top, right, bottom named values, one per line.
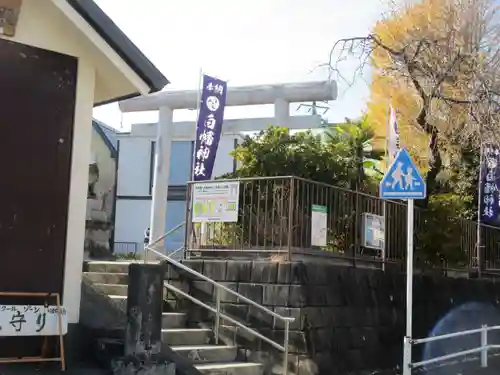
left=117, top=137, right=153, bottom=196
left=114, top=199, right=188, bottom=254
left=115, top=199, right=151, bottom=251
left=63, top=58, right=95, bottom=324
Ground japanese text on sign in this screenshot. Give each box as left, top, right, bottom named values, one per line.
left=193, top=75, right=227, bottom=181
left=481, top=145, right=500, bottom=223
left=0, top=305, right=67, bottom=336
left=192, top=181, right=239, bottom=222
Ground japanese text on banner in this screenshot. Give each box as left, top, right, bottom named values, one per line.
left=481, top=145, right=500, bottom=223
left=192, top=75, right=227, bottom=181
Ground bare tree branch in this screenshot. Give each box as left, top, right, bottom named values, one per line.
left=325, top=0, right=500, bottom=204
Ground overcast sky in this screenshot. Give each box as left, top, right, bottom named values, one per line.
left=92, top=0, right=386, bottom=130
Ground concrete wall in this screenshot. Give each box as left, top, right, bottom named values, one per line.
left=165, top=260, right=500, bottom=375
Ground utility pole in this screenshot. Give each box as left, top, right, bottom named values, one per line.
left=296, top=101, right=330, bottom=126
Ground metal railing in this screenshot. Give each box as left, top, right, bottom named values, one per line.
left=113, top=241, right=138, bottom=255
left=144, top=221, right=186, bottom=261
left=146, top=230, right=295, bottom=375
left=410, top=325, right=500, bottom=371
left=184, top=175, right=500, bottom=271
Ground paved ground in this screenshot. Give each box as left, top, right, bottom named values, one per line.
left=0, top=364, right=107, bottom=375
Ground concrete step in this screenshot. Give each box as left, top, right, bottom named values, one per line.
left=161, top=328, right=212, bottom=346
left=94, top=283, right=128, bottom=296
left=87, top=261, right=137, bottom=274
left=171, top=345, right=237, bottom=363
left=108, top=295, right=127, bottom=311
left=84, top=271, right=128, bottom=285
left=92, top=284, right=185, bottom=329
left=87, top=260, right=161, bottom=274
left=195, top=362, right=262, bottom=375
left=162, top=312, right=187, bottom=329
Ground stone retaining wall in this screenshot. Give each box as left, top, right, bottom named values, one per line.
left=164, top=260, right=500, bottom=375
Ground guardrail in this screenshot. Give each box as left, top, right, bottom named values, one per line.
left=410, top=325, right=500, bottom=371
left=143, top=221, right=186, bottom=260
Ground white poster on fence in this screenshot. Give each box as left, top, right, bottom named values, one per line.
left=311, top=204, right=328, bottom=247
left=192, top=181, right=240, bottom=222
left=361, top=213, right=385, bottom=251
left=0, top=305, right=68, bottom=336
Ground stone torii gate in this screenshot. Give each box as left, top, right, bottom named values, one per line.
left=118, top=80, right=337, bottom=247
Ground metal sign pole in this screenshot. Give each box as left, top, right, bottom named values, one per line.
left=403, top=198, right=414, bottom=375
left=380, top=145, right=422, bottom=375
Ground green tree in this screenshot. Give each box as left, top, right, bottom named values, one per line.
left=416, top=193, right=473, bottom=269
left=324, top=116, right=385, bottom=190
left=214, top=122, right=383, bottom=249
left=225, top=120, right=382, bottom=190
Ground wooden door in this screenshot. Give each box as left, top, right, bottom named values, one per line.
left=0, top=38, right=77, bottom=357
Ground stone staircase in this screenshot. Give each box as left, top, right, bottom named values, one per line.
left=84, top=261, right=263, bottom=375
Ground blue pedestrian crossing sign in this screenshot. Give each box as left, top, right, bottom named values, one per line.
left=380, top=148, right=426, bottom=200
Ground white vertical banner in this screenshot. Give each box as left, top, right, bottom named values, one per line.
left=387, top=104, right=401, bottom=163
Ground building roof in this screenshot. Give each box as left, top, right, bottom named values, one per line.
left=67, top=0, right=169, bottom=101
left=92, top=119, right=119, bottom=158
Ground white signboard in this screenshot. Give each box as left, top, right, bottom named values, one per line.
left=311, top=204, right=328, bottom=247
left=192, top=181, right=240, bottom=223
left=362, top=213, right=385, bottom=250
left=0, top=305, right=67, bottom=336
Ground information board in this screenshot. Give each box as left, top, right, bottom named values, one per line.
left=192, top=181, right=240, bottom=222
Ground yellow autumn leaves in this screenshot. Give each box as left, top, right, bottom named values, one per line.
left=366, top=0, right=475, bottom=171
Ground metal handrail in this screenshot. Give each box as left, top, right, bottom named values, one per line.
left=410, top=324, right=500, bottom=370
left=144, top=222, right=186, bottom=262
left=411, top=326, right=493, bottom=345
left=164, top=282, right=287, bottom=352
left=166, top=245, right=185, bottom=259
left=147, top=246, right=294, bottom=322
left=145, top=244, right=294, bottom=375
left=149, top=221, right=186, bottom=248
